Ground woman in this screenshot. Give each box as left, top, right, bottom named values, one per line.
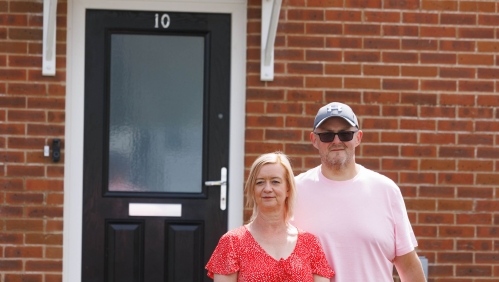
left=206, top=152, right=334, bottom=281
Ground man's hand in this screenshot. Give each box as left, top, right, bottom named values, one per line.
left=393, top=250, right=427, bottom=282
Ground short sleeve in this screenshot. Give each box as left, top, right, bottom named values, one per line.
left=205, top=232, right=240, bottom=278
left=308, top=234, right=335, bottom=278
left=392, top=188, right=418, bottom=257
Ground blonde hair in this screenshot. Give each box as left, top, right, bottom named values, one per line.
left=244, top=152, right=296, bottom=223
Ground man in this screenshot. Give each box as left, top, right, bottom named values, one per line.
left=292, top=102, right=426, bottom=281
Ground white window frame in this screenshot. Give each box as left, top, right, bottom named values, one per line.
left=64, top=0, right=247, bottom=281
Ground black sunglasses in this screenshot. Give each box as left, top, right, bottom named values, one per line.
left=314, top=131, right=358, bottom=142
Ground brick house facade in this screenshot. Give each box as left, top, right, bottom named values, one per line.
left=1, top=0, right=498, bottom=281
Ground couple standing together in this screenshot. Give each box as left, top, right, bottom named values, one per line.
left=206, top=102, right=427, bottom=282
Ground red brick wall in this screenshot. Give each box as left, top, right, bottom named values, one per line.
left=0, top=0, right=66, bottom=281
left=246, top=0, right=499, bottom=281
left=1, top=0, right=499, bottom=281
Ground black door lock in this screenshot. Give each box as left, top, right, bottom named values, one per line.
left=52, top=138, right=61, bottom=162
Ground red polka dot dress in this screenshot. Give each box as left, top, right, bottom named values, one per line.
left=206, top=226, right=335, bottom=281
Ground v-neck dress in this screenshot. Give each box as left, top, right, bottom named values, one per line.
left=205, top=226, right=335, bottom=281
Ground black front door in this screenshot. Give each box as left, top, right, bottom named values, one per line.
left=82, top=9, right=231, bottom=282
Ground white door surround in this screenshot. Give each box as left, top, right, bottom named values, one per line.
left=64, top=0, right=247, bottom=281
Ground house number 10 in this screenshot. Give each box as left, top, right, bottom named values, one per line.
left=154, top=13, right=170, bottom=28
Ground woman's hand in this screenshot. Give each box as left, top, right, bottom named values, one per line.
left=314, top=274, right=331, bottom=282
left=214, top=272, right=238, bottom=282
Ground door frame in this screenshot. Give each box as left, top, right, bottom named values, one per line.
left=64, top=0, right=247, bottom=281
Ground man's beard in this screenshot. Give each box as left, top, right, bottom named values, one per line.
left=320, top=145, right=352, bottom=171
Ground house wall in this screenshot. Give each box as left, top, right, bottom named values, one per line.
left=1, top=0, right=66, bottom=282
left=0, top=0, right=498, bottom=281
left=245, top=0, right=499, bottom=281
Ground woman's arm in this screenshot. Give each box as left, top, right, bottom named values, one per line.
left=313, top=274, right=330, bottom=282
left=214, top=273, right=238, bottom=282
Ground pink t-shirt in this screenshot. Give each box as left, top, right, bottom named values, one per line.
left=205, top=226, right=335, bottom=281
left=292, top=165, right=417, bottom=282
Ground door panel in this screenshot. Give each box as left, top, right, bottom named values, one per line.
left=105, top=221, right=144, bottom=282
left=166, top=223, right=203, bottom=281
left=82, top=9, right=230, bottom=282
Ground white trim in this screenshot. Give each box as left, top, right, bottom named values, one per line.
left=64, top=1, right=246, bottom=281
left=260, top=0, right=281, bottom=81
left=42, top=0, right=58, bottom=76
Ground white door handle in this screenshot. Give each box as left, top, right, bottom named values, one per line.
left=205, top=167, right=227, bottom=210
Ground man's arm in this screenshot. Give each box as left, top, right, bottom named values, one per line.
left=393, top=250, right=426, bottom=282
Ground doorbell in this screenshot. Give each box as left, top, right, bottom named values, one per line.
left=52, top=138, right=61, bottom=162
